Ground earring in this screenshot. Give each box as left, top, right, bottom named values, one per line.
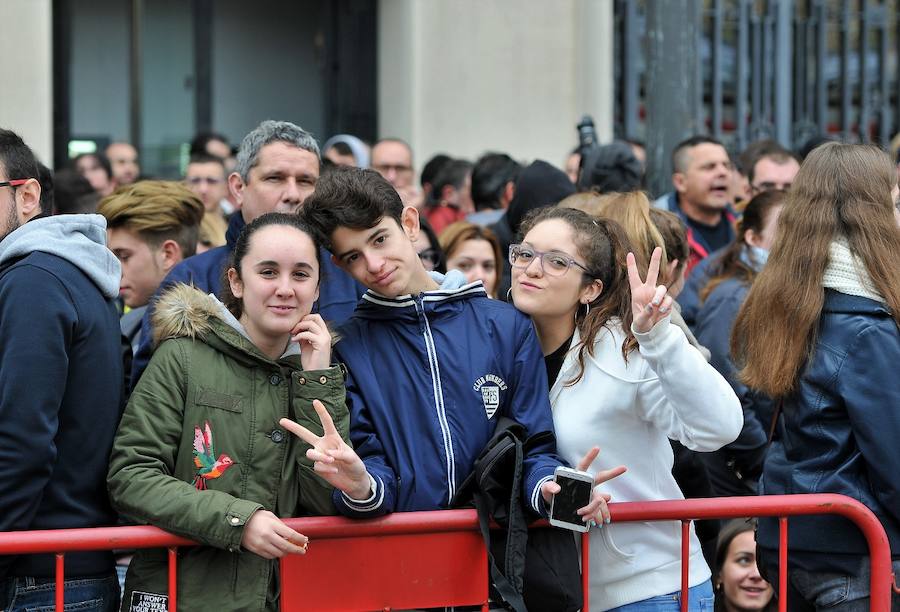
left=506, top=287, right=513, bottom=303
left=584, top=302, right=590, bottom=317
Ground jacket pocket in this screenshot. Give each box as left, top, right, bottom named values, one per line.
left=195, top=388, right=243, bottom=413
left=597, top=525, right=636, bottom=564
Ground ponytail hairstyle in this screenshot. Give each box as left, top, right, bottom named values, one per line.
left=649, top=208, right=690, bottom=286
left=700, top=189, right=785, bottom=303
left=221, top=212, right=323, bottom=319
left=593, top=191, right=668, bottom=274
left=518, top=207, right=636, bottom=385
left=732, top=143, right=900, bottom=397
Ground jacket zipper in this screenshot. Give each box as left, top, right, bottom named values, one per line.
left=414, top=295, right=457, bottom=503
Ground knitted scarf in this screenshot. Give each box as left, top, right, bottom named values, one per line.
left=821, top=236, right=884, bottom=302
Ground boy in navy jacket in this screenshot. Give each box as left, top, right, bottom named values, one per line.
left=287, top=167, right=620, bottom=521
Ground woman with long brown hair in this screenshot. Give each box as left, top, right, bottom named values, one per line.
left=510, top=206, right=742, bottom=610
left=732, top=142, right=900, bottom=610
left=693, top=190, right=785, bottom=497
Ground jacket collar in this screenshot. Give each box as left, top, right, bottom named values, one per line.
left=354, top=280, right=488, bottom=318
left=225, top=213, right=246, bottom=249
left=823, top=288, right=892, bottom=316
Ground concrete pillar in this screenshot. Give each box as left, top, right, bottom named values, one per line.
left=0, top=0, right=54, bottom=165
left=645, top=0, right=702, bottom=198
left=378, top=0, right=614, bottom=174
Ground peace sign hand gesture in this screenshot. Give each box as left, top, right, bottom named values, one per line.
left=627, top=247, right=673, bottom=334
left=279, top=400, right=372, bottom=500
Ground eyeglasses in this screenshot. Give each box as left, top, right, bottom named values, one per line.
left=373, top=164, right=413, bottom=175
left=0, top=179, right=29, bottom=189
left=509, top=244, right=591, bottom=277
left=418, top=248, right=440, bottom=271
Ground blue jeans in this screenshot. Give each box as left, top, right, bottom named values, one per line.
left=0, top=573, right=119, bottom=612
left=606, top=580, right=714, bottom=611
left=784, top=559, right=900, bottom=612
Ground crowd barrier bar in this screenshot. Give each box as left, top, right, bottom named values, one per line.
left=608, top=493, right=897, bottom=612
left=0, top=494, right=894, bottom=611
left=0, top=511, right=588, bottom=612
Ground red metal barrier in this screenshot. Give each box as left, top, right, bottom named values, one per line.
left=0, top=494, right=894, bottom=611
left=608, top=494, right=896, bottom=612
left=0, top=511, right=589, bottom=612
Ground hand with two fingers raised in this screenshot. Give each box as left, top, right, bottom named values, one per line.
left=541, top=446, right=627, bottom=526
left=627, top=247, right=674, bottom=334
left=240, top=510, right=309, bottom=559
left=279, top=400, right=372, bottom=500
left=290, top=314, right=331, bottom=371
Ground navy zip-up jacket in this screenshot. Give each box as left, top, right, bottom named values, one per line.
left=332, top=280, right=565, bottom=517
left=0, top=215, right=124, bottom=579
left=131, top=213, right=364, bottom=386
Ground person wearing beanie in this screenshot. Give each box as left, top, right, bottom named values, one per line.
left=491, top=160, right=576, bottom=301
left=577, top=141, right=643, bottom=194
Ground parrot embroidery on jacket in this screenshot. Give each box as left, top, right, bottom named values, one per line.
left=192, top=421, right=235, bottom=490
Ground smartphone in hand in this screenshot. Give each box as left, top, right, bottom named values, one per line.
left=549, top=466, right=594, bottom=533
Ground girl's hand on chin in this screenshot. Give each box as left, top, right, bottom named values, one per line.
left=291, top=314, right=332, bottom=371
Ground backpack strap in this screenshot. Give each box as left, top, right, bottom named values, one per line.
left=767, top=398, right=784, bottom=445
left=469, top=419, right=530, bottom=612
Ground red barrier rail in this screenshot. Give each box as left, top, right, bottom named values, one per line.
left=0, top=494, right=894, bottom=611
left=608, top=494, right=896, bottom=612
left=0, top=511, right=590, bottom=612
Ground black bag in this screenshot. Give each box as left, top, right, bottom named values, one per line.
left=452, top=417, right=584, bottom=612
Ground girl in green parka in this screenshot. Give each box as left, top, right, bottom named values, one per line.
left=108, top=213, right=361, bottom=612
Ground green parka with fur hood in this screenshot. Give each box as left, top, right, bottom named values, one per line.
left=108, top=284, right=349, bottom=612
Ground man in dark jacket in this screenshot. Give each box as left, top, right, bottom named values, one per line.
left=0, top=129, right=123, bottom=610
left=131, top=120, right=364, bottom=386
left=653, top=136, right=736, bottom=274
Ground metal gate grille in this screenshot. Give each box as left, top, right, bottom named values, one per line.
left=615, top=0, right=900, bottom=154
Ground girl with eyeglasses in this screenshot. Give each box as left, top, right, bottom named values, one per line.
left=413, top=217, right=445, bottom=273
left=509, top=206, right=742, bottom=611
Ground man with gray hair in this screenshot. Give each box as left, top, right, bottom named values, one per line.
left=130, top=119, right=363, bottom=386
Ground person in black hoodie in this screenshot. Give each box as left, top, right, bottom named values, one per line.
left=0, top=129, right=123, bottom=611
left=491, top=160, right=575, bottom=301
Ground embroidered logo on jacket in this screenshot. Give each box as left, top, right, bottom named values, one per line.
left=192, top=420, right=235, bottom=490
left=472, top=374, right=508, bottom=419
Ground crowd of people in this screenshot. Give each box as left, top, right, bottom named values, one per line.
left=0, top=118, right=897, bottom=612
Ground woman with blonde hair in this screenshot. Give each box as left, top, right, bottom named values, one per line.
left=732, top=143, right=900, bottom=610
left=590, top=191, right=707, bottom=358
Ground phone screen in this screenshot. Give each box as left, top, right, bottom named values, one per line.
left=551, top=475, right=593, bottom=526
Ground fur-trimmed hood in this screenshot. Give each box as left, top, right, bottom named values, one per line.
left=151, top=283, right=224, bottom=348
